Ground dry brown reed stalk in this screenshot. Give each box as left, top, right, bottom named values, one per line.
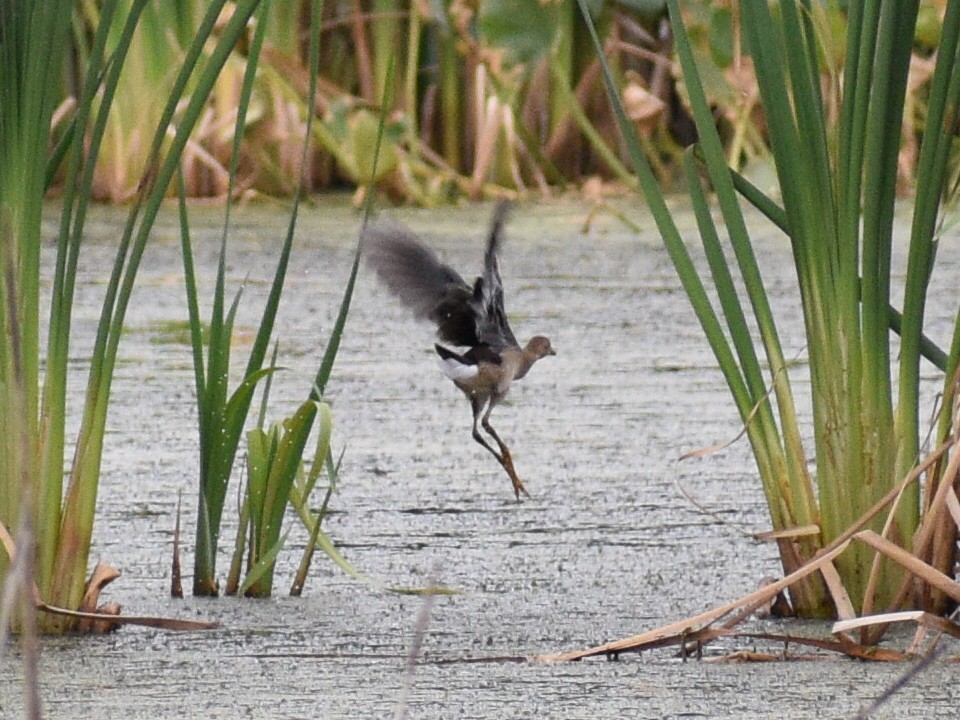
left=863, top=394, right=960, bottom=615
left=536, top=540, right=851, bottom=663
left=540, top=44, right=607, bottom=167
left=469, top=67, right=501, bottom=197
left=537, top=523, right=960, bottom=663
left=170, top=492, right=183, bottom=598
left=351, top=0, right=375, bottom=103
left=919, top=367, right=960, bottom=611
left=537, top=532, right=960, bottom=664
left=858, top=374, right=960, bottom=641
left=0, top=520, right=217, bottom=633
left=539, top=428, right=960, bottom=663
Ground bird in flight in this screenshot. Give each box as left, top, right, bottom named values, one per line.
left=363, top=202, right=555, bottom=500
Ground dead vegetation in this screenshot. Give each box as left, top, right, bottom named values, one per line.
left=538, top=403, right=960, bottom=664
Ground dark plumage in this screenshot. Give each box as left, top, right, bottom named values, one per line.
left=363, top=202, right=555, bottom=499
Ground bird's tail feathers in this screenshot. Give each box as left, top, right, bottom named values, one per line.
left=435, top=344, right=479, bottom=381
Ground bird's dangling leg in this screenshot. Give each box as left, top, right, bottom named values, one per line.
left=470, top=396, right=504, bottom=459
left=470, top=397, right=530, bottom=500
left=481, top=400, right=530, bottom=500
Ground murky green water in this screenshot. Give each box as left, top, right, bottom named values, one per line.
left=2, top=197, right=958, bottom=718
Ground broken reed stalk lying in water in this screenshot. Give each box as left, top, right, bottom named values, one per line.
left=539, top=429, right=960, bottom=662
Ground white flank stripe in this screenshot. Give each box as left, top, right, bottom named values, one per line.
left=439, top=356, right=479, bottom=381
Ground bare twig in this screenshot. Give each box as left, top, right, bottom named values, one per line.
left=675, top=481, right=755, bottom=538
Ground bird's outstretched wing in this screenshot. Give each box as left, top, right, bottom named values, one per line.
left=363, top=202, right=518, bottom=350
left=363, top=220, right=477, bottom=346
left=472, top=201, right=518, bottom=350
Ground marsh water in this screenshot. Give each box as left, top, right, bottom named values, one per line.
left=2, top=198, right=959, bottom=718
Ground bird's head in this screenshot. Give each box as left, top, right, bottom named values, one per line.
left=525, top=335, right=556, bottom=360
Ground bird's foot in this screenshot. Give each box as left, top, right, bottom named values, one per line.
left=498, top=450, right=530, bottom=501
left=475, top=425, right=531, bottom=501
left=509, top=472, right=532, bottom=501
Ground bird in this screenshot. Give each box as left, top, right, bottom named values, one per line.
left=362, top=201, right=555, bottom=500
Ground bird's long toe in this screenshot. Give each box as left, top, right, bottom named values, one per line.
left=498, top=451, right=531, bottom=501
left=510, top=472, right=531, bottom=501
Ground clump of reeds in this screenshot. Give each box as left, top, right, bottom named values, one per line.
left=577, top=0, right=960, bottom=625
left=0, top=0, right=268, bottom=633
left=177, top=7, right=380, bottom=598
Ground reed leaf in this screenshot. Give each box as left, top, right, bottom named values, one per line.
left=183, top=0, right=279, bottom=597
left=239, top=529, right=290, bottom=597
left=242, top=399, right=318, bottom=597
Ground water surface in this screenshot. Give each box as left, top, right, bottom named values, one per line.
left=2, top=197, right=958, bottom=718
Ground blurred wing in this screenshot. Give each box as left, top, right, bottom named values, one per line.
left=363, top=220, right=480, bottom=347
left=471, top=201, right=518, bottom=350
